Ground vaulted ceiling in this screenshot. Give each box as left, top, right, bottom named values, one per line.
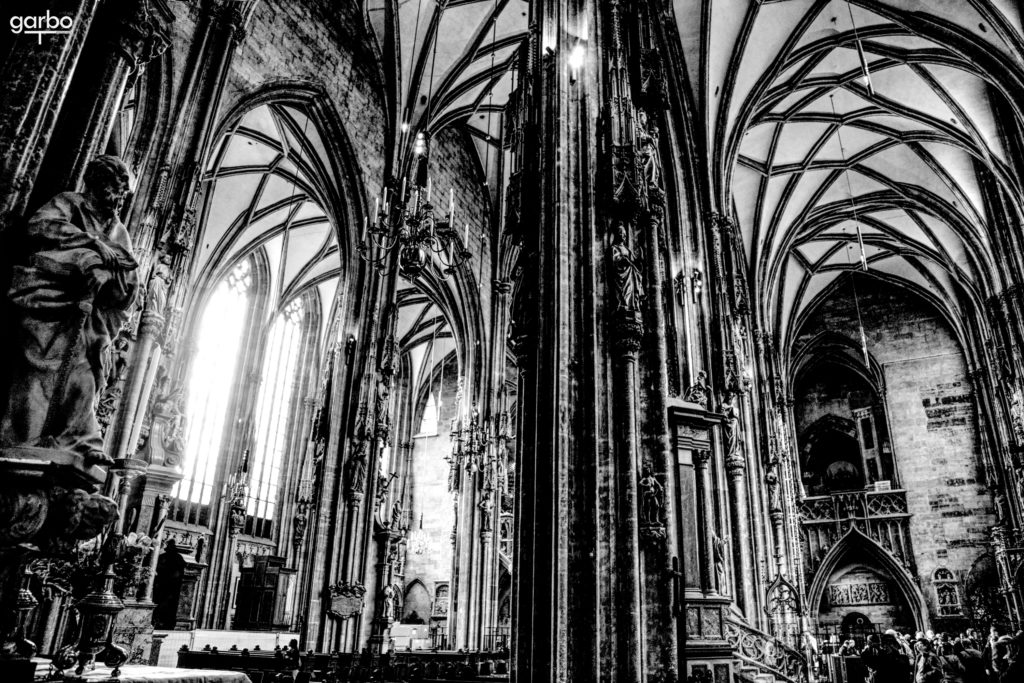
left=365, top=0, right=529, bottom=189
left=198, top=102, right=342, bottom=350
left=673, top=0, right=1024, bottom=352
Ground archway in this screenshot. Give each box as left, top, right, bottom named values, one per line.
left=808, top=528, right=929, bottom=636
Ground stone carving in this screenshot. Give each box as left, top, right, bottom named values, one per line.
left=720, top=395, right=743, bottom=472
left=713, top=533, right=726, bottom=580
left=479, top=494, right=494, bottom=533
left=117, top=0, right=170, bottom=68
left=638, top=468, right=664, bottom=526
left=0, top=155, right=138, bottom=466
left=382, top=584, right=396, bottom=622
left=292, top=504, right=308, bottom=548
left=610, top=221, right=644, bottom=312
left=765, top=461, right=782, bottom=516
left=327, top=581, right=366, bottom=620
left=1009, top=385, right=1024, bottom=444
left=144, top=252, right=172, bottom=317
left=684, top=370, right=710, bottom=409
left=344, top=440, right=368, bottom=498
left=827, top=582, right=890, bottom=606
left=636, top=109, right=662, bottom=200
left=374, top=377, right=392, bottom=445
left=167, top=207, right=196, bottom=256
left=95, top=327, right=133, bottom=435
left=141, top=371, right=186, bottom=467
left=639, top=47, right=668, bottom=108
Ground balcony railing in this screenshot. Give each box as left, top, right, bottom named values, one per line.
left=798, top=489, right=914, bottom=579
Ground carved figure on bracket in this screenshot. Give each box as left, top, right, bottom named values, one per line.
left=609, top=221, right=644, bottom=312
left=638, top=467, right=664, bottom=526
left=765, top=461, right=782, bottom=516
left=719, top=394, right=741, bottom=466
left=479, top=494, right=495, bottom=533
left=344, top=440, right=368, bottom=498
left=382, top=584, right=396, bottom=622
left=144, top=252, right=172, bottom=317
left=684, top=371, right=710, bottom=409
left=712, top=533, right=726, bottom=580
left=1, top=156, right=139, bottom=466
left=636, top=108, right=662, bottom=196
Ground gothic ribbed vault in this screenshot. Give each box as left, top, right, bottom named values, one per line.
left=674, top=0, right=1024, bottom=351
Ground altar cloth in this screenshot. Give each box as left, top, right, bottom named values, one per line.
left=63, top=665, right=251, bottom=683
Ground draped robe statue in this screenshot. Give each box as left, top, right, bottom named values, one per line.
left=0, top=156, right=138, bottom=465
left=610, top=221, right=643, bottom=311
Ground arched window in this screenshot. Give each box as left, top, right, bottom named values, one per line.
left=417, top=391, right=441, bottom=436
left=175, top=101, right=342, bottom=542
left=245, top=296, right=308, bottom=538
left=173, top=259, right=253, bottom=525
left=933, top=568, right=961, bottom=616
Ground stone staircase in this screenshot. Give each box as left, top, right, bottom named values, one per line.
left=725, top=618, right=807, bottom=683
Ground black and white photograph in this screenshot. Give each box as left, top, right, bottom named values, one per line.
left=1, top=1, right=1023, bottom=682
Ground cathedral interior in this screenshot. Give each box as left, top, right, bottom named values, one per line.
left=2, top=1, right=1024, bottom=682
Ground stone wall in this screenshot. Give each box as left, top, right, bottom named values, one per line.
left=401, top=360, right=460, bottom=618
left=224, top=0, right=387, bottom=203
left=796, top=276, right=996, bottom=625
left=816, top=564, right=913, bottom=632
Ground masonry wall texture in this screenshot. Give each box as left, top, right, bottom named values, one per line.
left=796, top=275, right=996, bottom=627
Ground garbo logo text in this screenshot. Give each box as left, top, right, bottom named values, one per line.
left=10, top=11, right=74, bottom=44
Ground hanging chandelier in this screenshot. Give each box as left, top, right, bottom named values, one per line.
left=359, top=133, right=473, bottom=280
left=447, top=404, right=488, bottom=472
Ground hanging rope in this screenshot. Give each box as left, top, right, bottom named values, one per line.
left=830, top=94, right=871, bottom=366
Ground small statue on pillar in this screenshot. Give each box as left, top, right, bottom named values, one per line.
left=344, top=440, right=368, bottom=499
left=1, top=155, right=139, bottom=466
left=609, top=221, right=644, bottom=313
left=638, top=467, right=664, bottom=526
left=479, top=494, right=495, bottom=533
left=144, top=252, right=172, bottom=317
left=382, top=584, right=396, bottom=623
left=638, top=466, right=666, bottom=548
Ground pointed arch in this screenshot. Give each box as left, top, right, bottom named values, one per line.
left=808, top=527, right=929, bottom=630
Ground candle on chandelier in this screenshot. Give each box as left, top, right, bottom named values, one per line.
left=464, top=223, right=469, bottom=244
left=427, top=178, right=432, bottom=202
left=401, top=177, right=407, bottom=203
left=373, top=196, right=379, bottom=222
left=448, top=188, right=455, bottom=225
left=361, top=216, right=368, bottom=241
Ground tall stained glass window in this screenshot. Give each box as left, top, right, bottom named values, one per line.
left=172, top=259, right=252, bottom=525
left=245, top=297, right=306, bottom=538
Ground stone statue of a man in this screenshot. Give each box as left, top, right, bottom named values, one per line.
left=1, top=155, right=139, bottom=466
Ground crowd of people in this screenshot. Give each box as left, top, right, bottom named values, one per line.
left=829, top=627, right=1024, bottom=683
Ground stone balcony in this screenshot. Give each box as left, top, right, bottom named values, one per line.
left=798, top=489, right=915, bottom=580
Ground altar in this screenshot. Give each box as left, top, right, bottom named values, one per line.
left=37, top=665, right=250, bottom=683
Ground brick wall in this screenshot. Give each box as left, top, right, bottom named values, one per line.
left=795, top=276, right=996, bottom=624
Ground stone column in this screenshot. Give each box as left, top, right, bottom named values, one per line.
left=721, top=394, right=757, bottom=616
left=28, top=0, right=171, bottom=207
left=0, top=0, right=100, bottom=227
left=108, top=259, right=169, bottom=463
